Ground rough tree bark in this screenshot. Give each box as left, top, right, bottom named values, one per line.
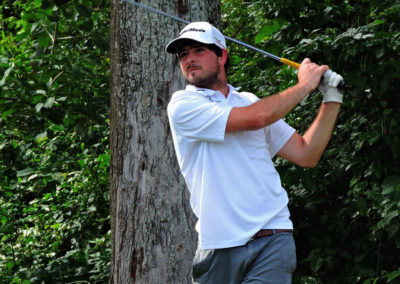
left=110, top=0, right=221, bottom=283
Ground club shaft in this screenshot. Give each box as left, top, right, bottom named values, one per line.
left=125, top=0, right=190, bottom=25
left=125, top=0, right=297, bottom=68
left=126, top=0, right=346, bottom=90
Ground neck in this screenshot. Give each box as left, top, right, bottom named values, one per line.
left=210, top=80, right=229, bottom=97
left=195, top=76, right=229, bottom=97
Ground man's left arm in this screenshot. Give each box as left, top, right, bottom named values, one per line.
left=277, top=102, right=341, bottom=168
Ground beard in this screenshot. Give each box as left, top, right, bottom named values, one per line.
left=184, top=63, right=221, bottom=89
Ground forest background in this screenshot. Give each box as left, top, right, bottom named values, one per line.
left=0, top=0, right=399, bottom=283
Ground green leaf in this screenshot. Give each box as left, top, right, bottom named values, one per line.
left=356, top=199, right=368, bottom=216
left=28, top=174, right=38, bottom=181
left=7, top=261, right=15, bottom=270
left=39, top=6, right=54, bottom=16
left=51, top=223, right=61, bottom=229
left=255, top=21, right=281, bottom=44
left=38, top=31, right=51, bottom=47
left=16, top=168, right=35, bottom=177
left=44, top=97, right=56, bottom=108
left=76, top=4, right=91, bottom=17
left=387, top=267, right=400, bottom=282
left=378, top=211, right=399, bottom=229
left=230, top=55, right=242, bottom=65
left=367, top=130, right=381, bottom=145
left=0, top=64, right=14, bottom=87
left=35, top=131, right=48, bottom=141
left=2, top=109, right=15, bottom=119
left=43, top=193, right=52, bottom=200
left=34, top=0, right=42, bottom=8
left=93, top=34, right=109, bottom=51
left=372, top=19, right=385, bottom=26
left=382, top=176, right=400, bottom=195
left=35, top=102, right=44, bottom=112
left=35, top=89, right=47, bottom=95
left=350, top=176, right=360, bottom=187
left=311, top=257, right=324, bottom=272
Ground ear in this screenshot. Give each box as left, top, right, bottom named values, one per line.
left=219, top=49, right=228, bottom=66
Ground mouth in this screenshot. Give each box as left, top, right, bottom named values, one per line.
left=187, top=65, right=201, bottom=73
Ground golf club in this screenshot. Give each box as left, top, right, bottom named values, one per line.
left=126, top=0, right=345, bottom=89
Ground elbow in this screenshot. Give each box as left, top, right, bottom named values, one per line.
left=304, top=161, right=318, bottom=168
left=298, top=158, right=319, bottom=168
left=243, top=114, right=267, bottom=131
left=253, top=116, right=268, bottom=129
left=295, top=138, right=321, bottom=168
left=253, top=112, right=277, bottom=129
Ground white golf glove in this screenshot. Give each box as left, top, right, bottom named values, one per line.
left=318, top=70, right=344, bottom=103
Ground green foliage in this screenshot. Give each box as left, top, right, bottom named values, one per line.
left=2, top=0, right=399, bottom=282
left=222, top=0, right=400, bottom=283
left=0, top=0, right=110, bottom=282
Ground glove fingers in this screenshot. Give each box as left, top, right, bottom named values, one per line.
left=323, top=70, right=333, bottom=83
left=328, top=72, right=343, bottom=87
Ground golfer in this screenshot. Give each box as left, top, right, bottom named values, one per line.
left=166, top=22, right=343, bottom=283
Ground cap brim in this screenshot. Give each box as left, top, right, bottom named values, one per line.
left=165, top=36, right=214, bottom=54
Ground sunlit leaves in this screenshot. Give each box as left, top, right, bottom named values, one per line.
left=255, top=20, right=283, bottom=44
left=0, top=0, right=110, bottom=282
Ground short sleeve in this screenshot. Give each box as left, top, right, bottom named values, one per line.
left=264, top=119, right=296, bottom=157
left=168, top=91, right=233, bottom=142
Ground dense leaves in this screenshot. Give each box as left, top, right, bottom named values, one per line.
left=0, top=0, right=110, bottom=282
left=222, top=0, right=400, bottom=283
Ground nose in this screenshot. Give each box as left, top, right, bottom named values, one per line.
left=182, top=49, right=196, bottom=64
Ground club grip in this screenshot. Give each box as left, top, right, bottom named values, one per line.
left=281, top=57, right=346, bottom=91
left=280, top=57, right=300, bottom=69
left=321, top=74, right=346, bottom=92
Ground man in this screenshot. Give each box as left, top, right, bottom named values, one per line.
left=166, top=22, right=343, bottom=283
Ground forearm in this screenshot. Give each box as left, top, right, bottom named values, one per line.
left=226, top=83, right=310, bottom=132
left=226, top=58, right=328, bottom=133
left=254, top=83, right=310, bottom=126
left=301, top=102, right=341, bottom=165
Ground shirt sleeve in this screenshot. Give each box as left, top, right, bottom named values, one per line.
left=168, top=91, right=233, bottom=142
left=264, top=119, right=296, bottom=158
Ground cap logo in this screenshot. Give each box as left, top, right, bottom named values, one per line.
left=180, top=28, right=206, bottom=35
left=214, top=38, right=225, bottom=49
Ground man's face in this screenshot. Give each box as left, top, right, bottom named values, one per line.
left=177, top=43, right=222, bottom=88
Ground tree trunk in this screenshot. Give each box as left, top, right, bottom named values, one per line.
left=109, top=0, right=221, bottom=283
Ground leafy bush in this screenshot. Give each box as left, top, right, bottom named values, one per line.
left=0, top=0, right=110, bottom=282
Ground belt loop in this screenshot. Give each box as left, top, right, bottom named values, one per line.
left=272, top=229, right=276, bottom=235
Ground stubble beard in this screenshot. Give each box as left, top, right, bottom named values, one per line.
left=185, top=64, right=221, bottom=89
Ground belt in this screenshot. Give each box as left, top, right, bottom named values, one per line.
left=250, top=229, right=293, bottom=241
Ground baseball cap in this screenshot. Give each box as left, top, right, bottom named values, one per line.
left=165, top=22, right=226, bottom=54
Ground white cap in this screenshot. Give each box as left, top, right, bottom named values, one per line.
left=166, top=22, right=226, bottom=54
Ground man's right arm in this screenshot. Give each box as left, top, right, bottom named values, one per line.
left=225, top=58, right=329, bottom=133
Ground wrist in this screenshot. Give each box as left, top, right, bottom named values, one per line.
left=321, top=101, right=342, bottom=113
left=294, top=82, right=312, bottom=98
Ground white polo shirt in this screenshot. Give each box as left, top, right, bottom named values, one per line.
left=167, top=84, right=296, bottom=249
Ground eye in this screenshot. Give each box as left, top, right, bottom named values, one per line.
left=195, top=47, right=205, bottom=53
left=178, top=51, right=188, bottom=60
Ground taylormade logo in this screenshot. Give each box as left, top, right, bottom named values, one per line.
left=180, top=28, right=206, bottom=35
left=215, top=38, right=224, bottom=48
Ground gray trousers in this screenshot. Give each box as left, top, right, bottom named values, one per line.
left=192, top=231, right=296, bottom=284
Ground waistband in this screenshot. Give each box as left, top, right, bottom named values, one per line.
left=250, top=229, right=293, bottom=241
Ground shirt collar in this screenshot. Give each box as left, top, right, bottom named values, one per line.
left=185, top=84, right=240, bottom=97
